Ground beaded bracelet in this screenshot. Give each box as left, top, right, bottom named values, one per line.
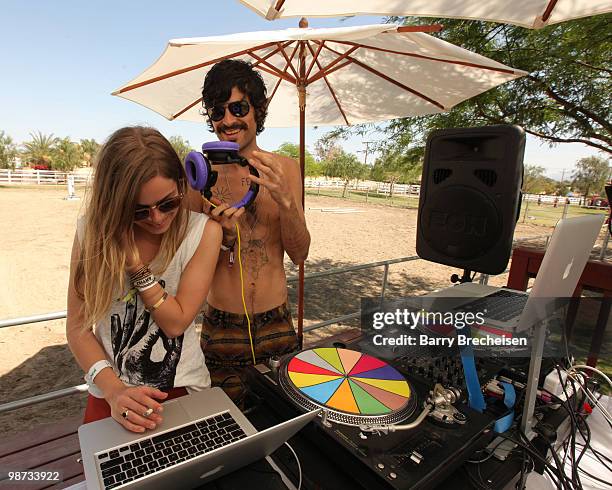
left=133, top=273, right=157, bottom=291
left=129, top=265, right=151, bottom=283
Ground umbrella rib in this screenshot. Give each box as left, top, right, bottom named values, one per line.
left=396, top=25, right=444, bottom=33
left=115, top=41, right=278, bottom=94
left=277, top=42, right=300, bottom=80
left=304, top=40, right=325, bottom=80
left=267, top=76, right=284, bottom=109
left=306, top=45, right=359, bottom=85
left=311, top=59, right=353, bottom=82
left=265, top=41, right=300, bottom=108
left=265, top=41, right=300, bottom=110
left=333, top=40, right=519, bottom=75
left=246, top=52, right=297, bottom=84
left=172, top=96, right=203, bottom=120
left=251, top=40, right=294, bottom=68
left=305, top=41, right=350, bottom=126
left=541, top=0, right=559, bottom=22
left=317, top=42, right=446, bottom=110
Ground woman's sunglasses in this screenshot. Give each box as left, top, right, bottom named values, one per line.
left=134, top=194, right=183, bottom=222
left=206, top=99, right=250, bottom=122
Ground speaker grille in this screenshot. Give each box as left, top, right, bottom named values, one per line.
left=474, top=169, right=497, bottom=187
left=433, top=168, right=452, bottom=184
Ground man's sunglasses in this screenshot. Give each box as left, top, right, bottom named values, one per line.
left=206, top=99, right=250, bottom=122
left=134, top=194, right=183, bottom=221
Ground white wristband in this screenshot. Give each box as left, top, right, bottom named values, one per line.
left=137, top=281, right=158, bottom=292
left=85, top=359, right=113, bottom=386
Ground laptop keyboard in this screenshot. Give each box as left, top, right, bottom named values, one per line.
left=459, top=290, right=528, bottom=322
left=95, top=411, right=246, bottom=489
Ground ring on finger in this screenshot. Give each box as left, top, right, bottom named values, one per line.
left=143, top=408, right=154, bottom=417
left=121, top=409, right=129, bottom=420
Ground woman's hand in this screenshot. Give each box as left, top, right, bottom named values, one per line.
left=106, top=384, right=168, bottom=433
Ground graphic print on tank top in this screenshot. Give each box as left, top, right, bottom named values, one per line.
left=110, top=280, right=183, bottom=389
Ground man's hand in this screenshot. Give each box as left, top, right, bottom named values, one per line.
left=203, top=197, right=245, bottom=246
left=248, top=150, right=293, bottom=210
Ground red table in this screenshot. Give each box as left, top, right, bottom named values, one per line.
left=507, top=246, right=611, bottom=366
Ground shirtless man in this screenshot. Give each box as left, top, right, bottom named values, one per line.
left=187, top=59, right=310, bottom=403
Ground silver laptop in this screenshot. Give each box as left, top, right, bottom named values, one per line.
left=428, top=214, right=605, bottom=332
left=79, top=387, right=319, bottom=490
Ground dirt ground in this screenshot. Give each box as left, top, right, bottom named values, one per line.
left=0, top=186, right=555, bottom=437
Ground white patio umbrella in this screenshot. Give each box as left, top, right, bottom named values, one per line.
left=113, top=21, right=526, bottom=342
left=239, top=0, right=612, bottom=29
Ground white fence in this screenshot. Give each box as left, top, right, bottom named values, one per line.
left=304, top=178, right=607, bottom=206
left=305, top=178, right=420, bottom=195
left=0, top=169, right=91, bottom=186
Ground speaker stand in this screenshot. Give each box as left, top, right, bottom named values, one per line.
left=450, top=269, right=474, bottom=284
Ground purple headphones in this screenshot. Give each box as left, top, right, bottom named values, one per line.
left=185, top=141, right=259, bottom=209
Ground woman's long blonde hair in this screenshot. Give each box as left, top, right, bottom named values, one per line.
left=74, top=127, right=188, bottom=330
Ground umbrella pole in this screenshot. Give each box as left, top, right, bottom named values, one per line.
left=297, top=36, right=306, bottom=348
left=298, top=106, right=305, bottom=348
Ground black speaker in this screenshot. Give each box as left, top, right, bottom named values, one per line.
left=416, top=125, right=525, bottom=275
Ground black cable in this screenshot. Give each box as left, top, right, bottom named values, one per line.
left=575, top=442, right=612, bottom=473
left=463, top=465, right=494, bottom=490
left=467, top=437, right=508, bottom=464
left=518, top=429, right=572, bottom=490
left=555, top=366, right=581, bottom=490
left=577, top=467, right=612, bottom=488
left=516, top=447, right=529, bottom=490
left=495, top=432, right=566, bottom=489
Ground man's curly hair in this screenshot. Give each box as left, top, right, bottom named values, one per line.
left=202, top=60, right=268, bottom=135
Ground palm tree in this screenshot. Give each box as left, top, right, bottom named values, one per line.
left=169, top=135, right=193, bottom=163
left=53, top=138, right=84, bottom=171
left=0, top=131, right=18, bottom=169
left=21, top=131, right=58, bottom=168
left=80, top=138, right=100, bottom=166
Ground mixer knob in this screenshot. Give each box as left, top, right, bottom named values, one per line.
left=377, top=463, right=385, bottom=470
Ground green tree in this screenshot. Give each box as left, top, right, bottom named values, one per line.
left=370, top=147, right=422, bottom=196
left=80, top=138, right=100, bottom=166
left=21, top=131, right=58, bottom=167
left=0, top=131, right=18, bottom=169
left=275, top=142, right=322, bottom=176
left=523, top=165, right=546, bottom=193
left=52, top=138, right=84, bottom=171
left=328, top=15, right=611, bottom=157
left=571, top=156, right=611, bottom=200
left=169, top=135, right=193, bottom=163
left=314, top=136, right=343, bottom=162
left=323, top=150, right=368, bottom=197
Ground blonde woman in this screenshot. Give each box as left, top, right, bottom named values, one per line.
left=66, top=127, right=222, bottom=433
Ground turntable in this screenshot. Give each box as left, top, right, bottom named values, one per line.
left=280, top=347, right=417, bottom=426
left=248, top=345, right=495, bottom=489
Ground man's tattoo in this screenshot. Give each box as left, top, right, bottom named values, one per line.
left=240, top=213, right=270, bottom=282
left=213, top=185, right=231, bottom=203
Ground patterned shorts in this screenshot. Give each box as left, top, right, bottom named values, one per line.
left=200, top=302, right=299, bottom=404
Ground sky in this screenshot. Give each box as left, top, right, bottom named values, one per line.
left=0, top=0, right=604, bottom=181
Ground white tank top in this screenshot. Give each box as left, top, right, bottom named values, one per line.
left=78, top=212, right=211, bottom=397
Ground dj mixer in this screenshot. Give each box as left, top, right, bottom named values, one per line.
left=248, top=346, right=496, bottom=489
